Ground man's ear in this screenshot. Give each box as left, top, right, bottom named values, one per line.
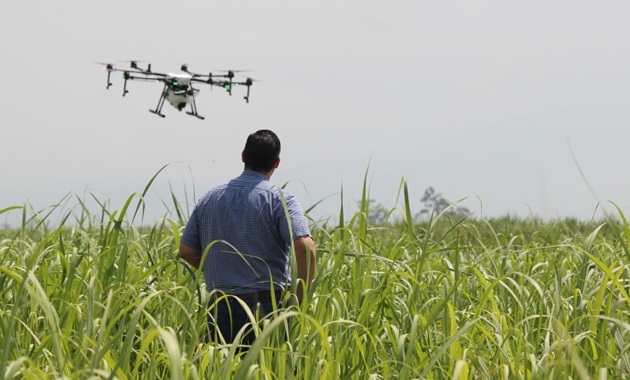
left=274, top=157, right=281, bottom=169
left=242, top=151, right=246, bottom=163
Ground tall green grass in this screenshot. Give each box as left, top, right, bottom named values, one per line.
left=1, top=177, right=629, bottom=379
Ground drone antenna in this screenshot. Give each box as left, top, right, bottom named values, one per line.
left=147, top=63, right=152, bottom=72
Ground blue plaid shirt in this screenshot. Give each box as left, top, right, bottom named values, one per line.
left=181, top=170, right=311, bottom=293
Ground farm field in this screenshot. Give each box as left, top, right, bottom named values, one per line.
left=1, top=189, right=629, bottom=379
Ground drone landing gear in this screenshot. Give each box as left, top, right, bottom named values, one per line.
left=186, top=96, right=205, bottom=120
left=149, top=84, right=168, bottom=118
left=149, top=109, right=166, bottom=118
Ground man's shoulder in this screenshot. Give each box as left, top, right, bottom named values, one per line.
left=268, top=185, right=295, bottom=199
left=195, top=182, right=229, bottom=203
left=207, top=182, right=230, bottom=194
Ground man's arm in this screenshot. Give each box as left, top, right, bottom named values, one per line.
left=179, top=243, right=202, bottom=269
left=294, top=235, right=316, bottom=304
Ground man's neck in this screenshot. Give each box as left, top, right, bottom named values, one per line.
left=245, top=167, right=274, bottom=179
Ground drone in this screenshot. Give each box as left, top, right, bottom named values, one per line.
left=101, top=61, right=253, bottom=120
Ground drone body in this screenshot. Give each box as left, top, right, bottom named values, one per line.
left=102, top=61, right=253, bottom=120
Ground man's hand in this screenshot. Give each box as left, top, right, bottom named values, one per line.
left=179, top=243, right=202, bottom=269
left=294, top=235, right=316, bottom=304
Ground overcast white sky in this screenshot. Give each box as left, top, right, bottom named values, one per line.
left=1, top=1, right=629, bottom=226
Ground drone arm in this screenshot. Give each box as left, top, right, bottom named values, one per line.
left=122, top=74, right=167, bottom=96
left=125, top=75, right=165, bottom=82
left=232, top=78, right=253, bottom=102
left=190, top=77, right=215, bottom=85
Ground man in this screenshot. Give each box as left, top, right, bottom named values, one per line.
left=179, top=129, right=316, bottom=345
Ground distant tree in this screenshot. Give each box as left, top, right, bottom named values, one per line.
left=416, top=187, right=470, bottom=220
left=357, top=198, right=389, bottom=226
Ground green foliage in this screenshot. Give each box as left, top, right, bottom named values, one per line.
left=1, top=182, right=629, bottom=379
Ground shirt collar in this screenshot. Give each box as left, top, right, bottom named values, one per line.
left=241, top=169, right=269, bottom=180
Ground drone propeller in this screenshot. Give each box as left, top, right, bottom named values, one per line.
left=110, top=60, right=156, bottom=74
left=213, top=69, right=251, bottom=73
left=116, top=59, right=145, bottom=65
left=129, top=60, right=155, bottom=74
left=204, top=69, right=251, bottom=78
left=230, top=77, right=259, bottom=86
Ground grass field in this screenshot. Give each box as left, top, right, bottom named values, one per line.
left=1, top=181, right=629, bottom=379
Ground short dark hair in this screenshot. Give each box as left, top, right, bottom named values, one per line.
left=243, top=130, right=281, bottom=172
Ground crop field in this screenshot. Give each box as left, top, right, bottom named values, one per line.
left=1, top=184, right=630, bottom=379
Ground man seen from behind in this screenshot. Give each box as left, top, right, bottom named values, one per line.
left=179, top=129, right=316, bottom=346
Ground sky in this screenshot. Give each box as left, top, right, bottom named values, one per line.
left=1, top=1, right=629, bottom=226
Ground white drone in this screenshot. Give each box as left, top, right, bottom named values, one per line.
left=101, top=61, right=253, bottom=120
